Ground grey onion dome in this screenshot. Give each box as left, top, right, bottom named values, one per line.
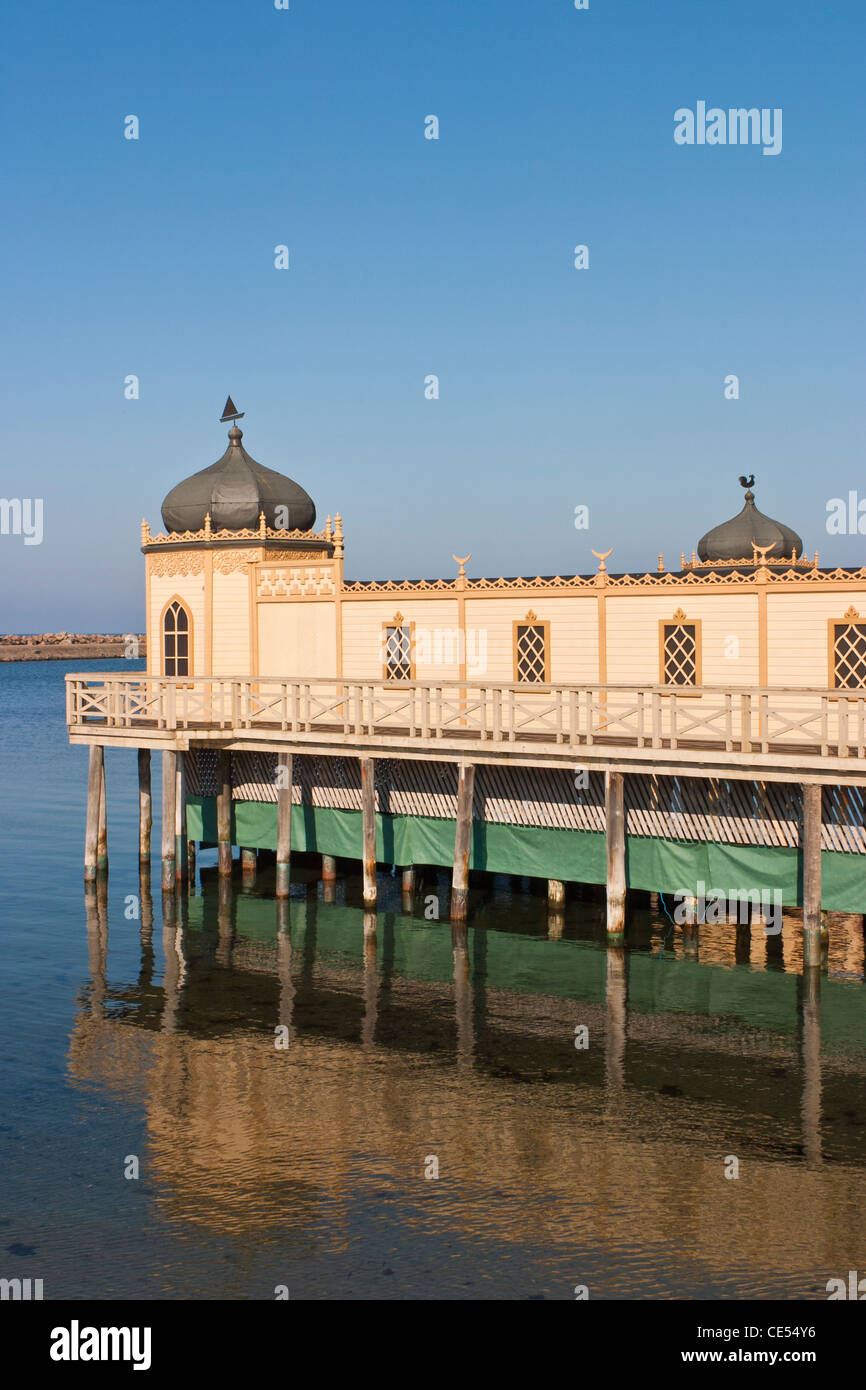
left=697, top=480, right=803, bottom=563
left=161, top=424, right=316, bottom=534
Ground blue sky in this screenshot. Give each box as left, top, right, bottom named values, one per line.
left=1, top=0, right=863, bottom=629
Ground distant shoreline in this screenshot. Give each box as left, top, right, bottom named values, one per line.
left=0, top=635, right=145, bottom=663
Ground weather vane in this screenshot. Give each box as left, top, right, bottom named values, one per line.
left=220, top=395, right=245, bottom=423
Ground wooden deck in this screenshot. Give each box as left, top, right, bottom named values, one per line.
left=66, top=674, right=866, bottom=786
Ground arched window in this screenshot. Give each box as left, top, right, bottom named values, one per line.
left=163, top=599, right=191, bottom=677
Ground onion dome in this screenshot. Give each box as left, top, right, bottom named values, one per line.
left=161, top=403, right=316, bottom=534
left=697, top=476, right=803, bottom=563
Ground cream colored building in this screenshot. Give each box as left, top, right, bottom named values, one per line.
left=143, top=419, right=866, bottom=696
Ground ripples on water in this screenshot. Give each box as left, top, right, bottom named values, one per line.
left=1, top=661, right=865, bottom=1299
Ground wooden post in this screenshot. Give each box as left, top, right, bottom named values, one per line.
left=361, top=757, right=377, bottom=908
left=605, top=770, right=626, bottom=937
left=161, top=750, right=177, bottom=892
left=275, top=752, right=292, bottom=899
left=137, top=748, right=151, bottom=864
left=187, top=838, right=197, bottom=883
left=175, top=758, right=188, bottom=883
left=241, top=847, right=257, bottom=883
left=217, top=750, right=232, bottom=877
left=803, top=783, right=822, bottom=968
left=548, top=878, right=565, bottom=906
left=96, top=750, right=108, bottom=877
left=84, top=744, right=104, bottom=881
left=321, top=853, right=337, bottom=903
left=451, top=762, right=475, bottom=922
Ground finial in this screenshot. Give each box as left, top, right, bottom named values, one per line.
left=752, top=541, right=776, bottom=566
left=220, top=395, right=245, bottom=423
left=325, top=515, right=332, bottom=542
left=657, top=553, right=664, bottom=572
left=691, top=550, right=696, bottom=565
left=141, top=518, right=150, bottom=545
left=591, top=548, right=613, bottom=573
left=204, top=511, right=212, bottom=539
left=259, top=509, right=267, bottom=538
left=681, top=552, right=686, bottom=569
left=453, top=553, right=472, bottom=589
left=334, top=513, right=344, bottom=556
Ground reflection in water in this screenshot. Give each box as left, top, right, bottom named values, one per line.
left=69, top=872, right=866, bottom=1300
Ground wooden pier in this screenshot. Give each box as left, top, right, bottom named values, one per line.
left=67, top=673, right=866, bottom=951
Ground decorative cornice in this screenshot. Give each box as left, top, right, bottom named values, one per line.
left=148, top=551, right=205, bottom=578
left=142, top=519, right=336, bottom=552
left=214, top=549, right=257, bottom=575
left=341, top=566, right=866, bottom=596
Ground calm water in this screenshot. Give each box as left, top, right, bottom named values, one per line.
left=1, top=660, right=865, bottom=1300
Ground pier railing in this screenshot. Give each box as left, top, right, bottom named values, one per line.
left=65, top=674, right=866, bottom=763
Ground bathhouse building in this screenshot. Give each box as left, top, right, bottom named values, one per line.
left=67, top=405, right=866, bottom=949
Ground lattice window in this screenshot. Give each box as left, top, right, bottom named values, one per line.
left=661, top=613, right=699, bottom=687
left=514, top=614, right=549, bottom=684
left=163, top=599, right=190, bottom=676
left=832, top=614, right=866, bottom=689
left=383, top=618, right=413, bottom=681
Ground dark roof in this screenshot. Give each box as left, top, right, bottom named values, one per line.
left=697, top=485, right=803, bottom=563
left=161, top=425, right=316, bottom=533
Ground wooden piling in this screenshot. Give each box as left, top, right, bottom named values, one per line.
left=84, top=744, right=104, bottom=881
left=275, top=752, right=292, bottom=899
left=175, top=758, right=188, bottom=883
left=360, top=757, right=377, bottom=908
left=241, top=847, right=257, bottom=882
left=137, top=748, right=151, bottom=863
left=802, top=783, right=822, bottom=968
left=451, top=762, right=475, bottom=922
left=161, top=750, right=177, bottom=892
left=548, top=878, right=565, bottom=907
left=96, top=749, right=108, bottom=877
left=322, top=854, right=337, bottom=903
left=605, top=770, right=626, bottom=937
left=216, top=750, right=232, bottom=877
